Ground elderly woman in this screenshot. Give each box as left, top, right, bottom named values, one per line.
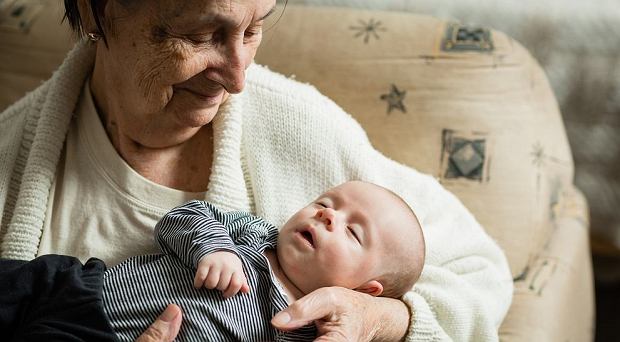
left=0, top=0, right=513, bottom=341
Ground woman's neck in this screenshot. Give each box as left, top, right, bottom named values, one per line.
left=115, top=125, right=214, bottom=193
left=264, top=249, right=305, bottom=302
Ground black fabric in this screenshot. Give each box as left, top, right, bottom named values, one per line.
left=0, top=254, right=118, bottom=342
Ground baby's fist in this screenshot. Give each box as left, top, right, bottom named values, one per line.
left=194, top=251, right=250, bottom=298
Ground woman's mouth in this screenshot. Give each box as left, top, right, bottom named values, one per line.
left=176, top=87, right=224, bottom=107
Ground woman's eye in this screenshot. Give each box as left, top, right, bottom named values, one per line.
left=243, top=27, right=262, bottom=42
left=244, top=28, right=260, bottom=37
left=187, top=33, right=215, bottom=45
left=187, top=28, right=226, bottom=46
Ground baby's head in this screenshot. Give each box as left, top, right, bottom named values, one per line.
left=277, top=180, right=425, bottom=298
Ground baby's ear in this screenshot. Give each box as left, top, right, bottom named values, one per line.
left=355, top=280, right=383, bottom=297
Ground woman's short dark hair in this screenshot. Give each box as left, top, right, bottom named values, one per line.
left=63, top=0, right=286, bottom=44
left=63, top=0, right=110, bottom=43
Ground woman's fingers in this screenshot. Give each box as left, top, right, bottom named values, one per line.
left=313, top=331, right=348, bottom=342
left=136, top=304, right=182, bottom=342
left=271, top=287, right=378, bottom=342
left=272, top=287, right=340, bottom=330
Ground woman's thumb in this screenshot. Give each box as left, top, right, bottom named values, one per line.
left=136, top=304, right=183, bottom=342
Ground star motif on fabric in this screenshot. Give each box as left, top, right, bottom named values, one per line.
left=380, top=84, right=407, bottom=114
left=530, top=141, right=568, bottom=168
left=349, top=18, right=386, bottom=44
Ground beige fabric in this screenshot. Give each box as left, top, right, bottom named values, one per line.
left=38, top=82, right=206, bottom=266
left=293, top=0, right=620, bottom=248
left=257, top=6, right=570, bottom=277
left=254, top=4, right=593, bottom=341
left=501, top=187, right=594, bottom=341
left=0, top=1, right=593, bottom=341
left=0, top=0, right=74, bottom=111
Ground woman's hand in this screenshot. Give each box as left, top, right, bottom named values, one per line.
left=271, top=287, right=410, bottom=341
left=136, top=304, right=183, bottom=342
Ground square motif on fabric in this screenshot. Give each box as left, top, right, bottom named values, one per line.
left=440, top=129, right=491, bottom=182
left=441, top=23, right=494, bottom=52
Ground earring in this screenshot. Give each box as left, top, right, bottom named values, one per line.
left=87, top=32, right=102, bottom=42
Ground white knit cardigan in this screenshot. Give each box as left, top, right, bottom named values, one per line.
left=0, top=41, right=512, bottom=341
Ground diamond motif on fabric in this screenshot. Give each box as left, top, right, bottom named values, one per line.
left=450, top=143, right=484, bottom=176
left=439, top=129, right=490, bottom=182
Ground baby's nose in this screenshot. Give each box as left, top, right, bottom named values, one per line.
left=318, top=211, right=332, bottom=225
left=317, top=209, right=337, bottom=230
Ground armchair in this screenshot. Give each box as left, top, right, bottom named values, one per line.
left=255, top=5, right=594, bottom=341
left=0, top=1, right=594, bottom=341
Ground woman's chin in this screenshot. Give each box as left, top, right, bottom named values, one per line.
left=174, top=109, right=218, bottom=128
left=168, top=92, right=222, bottom=128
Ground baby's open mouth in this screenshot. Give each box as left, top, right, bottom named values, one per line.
left=300, top=230, right=315, bottom=248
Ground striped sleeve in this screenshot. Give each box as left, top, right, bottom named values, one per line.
left=155, top=200, right=238, bottom=269
left=225, top=212, right=279, bottom=252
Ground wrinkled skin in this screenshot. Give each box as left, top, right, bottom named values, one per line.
left=91, top=0, right=273, bottom=148
left=87, top=0, right=275, bottom=191
left=271, top=287, right=409, bottom=342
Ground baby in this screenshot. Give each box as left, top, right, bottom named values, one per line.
left=190, top=179, right=425, bottom=301
left=1, top=181, right=425, bottom=342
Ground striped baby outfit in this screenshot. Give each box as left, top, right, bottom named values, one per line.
left=103, top=200, right=316, bottom=341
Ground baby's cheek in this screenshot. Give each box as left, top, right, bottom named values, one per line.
left=321, top=248, right=348, bottom=271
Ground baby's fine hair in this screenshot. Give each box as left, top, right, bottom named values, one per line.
left=360, top=181, right=425, bottom=298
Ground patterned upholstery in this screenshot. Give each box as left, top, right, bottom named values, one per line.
left=255, top=5, right=594, bottom=341
left=0, top=1, right=594, bottom=341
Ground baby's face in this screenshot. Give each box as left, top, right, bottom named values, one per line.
left=277, top=181, right=415, bottom=295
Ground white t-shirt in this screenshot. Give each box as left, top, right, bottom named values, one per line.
left=38, top=82, right=207, bottom=266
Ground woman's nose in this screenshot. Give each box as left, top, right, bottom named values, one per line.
left=219, top=39, right=249, bottom=94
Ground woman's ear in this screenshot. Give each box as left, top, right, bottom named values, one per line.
left=354, top=280, right=383, bottom=297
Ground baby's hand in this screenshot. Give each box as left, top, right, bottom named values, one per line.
left=194, top=251, right=250, bottom=298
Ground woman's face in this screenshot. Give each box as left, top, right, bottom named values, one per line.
left=92, top=0, right=276, bottom=148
